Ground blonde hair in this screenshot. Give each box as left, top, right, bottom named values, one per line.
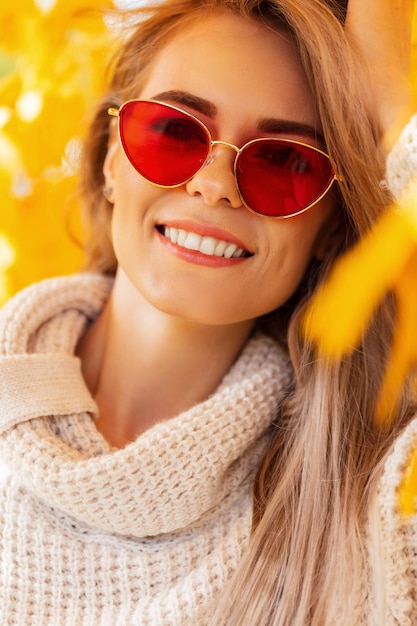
left=77, top=0, right=415, bottom=623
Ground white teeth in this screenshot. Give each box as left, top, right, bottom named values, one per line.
left=183, top=232, right=202, bottom=250
left=162, top=227, right=247, bottom=258
left=199, top=236, right=217, bottom=255
left=214, top=241, right=227, bottom=256
left=169, top=227, right=178, bottom=244
left=223, top=243, right=238, bottom=258
left=177, top=229, right=187, bottom=246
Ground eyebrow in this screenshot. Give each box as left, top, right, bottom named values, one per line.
left=151, top=90, right=217, bottom=118
left=258, top=118, right=324, bottom=144
left=151, top=89, right=323, bottom=143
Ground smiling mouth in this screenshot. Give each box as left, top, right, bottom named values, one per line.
left=157, top=225, right=252, bottom=259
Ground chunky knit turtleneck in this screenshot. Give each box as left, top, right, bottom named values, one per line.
left=0, top=273, right=292, bottom=625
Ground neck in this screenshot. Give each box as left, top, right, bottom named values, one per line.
left=77, top=270, right=254, bottom=447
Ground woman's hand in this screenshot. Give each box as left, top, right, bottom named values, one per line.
left=345, top=0, right=416, bottom=150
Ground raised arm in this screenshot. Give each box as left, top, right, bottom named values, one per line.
left=345, top=0, right=416, bottom=150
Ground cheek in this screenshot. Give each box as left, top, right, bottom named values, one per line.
left=260, top=249, right=313, bottom=310
left=265, top=221, right=319, bottom=276
left=110, top=160, right=157, bottom=247
left=112, top=156, right=141, bottom=203
left=289, top=196, right=339, bottom=264
left=110, top=187, right=145, bottom=264
left=259, top=207, right=338, bottom=307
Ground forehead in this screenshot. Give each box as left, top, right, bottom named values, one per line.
left=138, top=10, right=319, bottom=130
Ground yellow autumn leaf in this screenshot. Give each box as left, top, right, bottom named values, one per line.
left=303, top=185, right=417, bottom=357
left=0, top=234, right=15, bottom=307
left=3, top=173, right=84, bottom=295
left=399, top=443, right=417, bottom=516
left=0, top=2, right=38, bottom=54
left=48, top=0, right=115, bottom=34
left=2, top=91, right=85, bottom=177
left=413, top=5, right=417, bottom=100
left=0, top=72, right=22, bottom=108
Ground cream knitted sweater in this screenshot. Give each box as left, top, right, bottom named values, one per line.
left=0, top=115, right=417, bottom=625
left=0, top=273, right=292, bottom=625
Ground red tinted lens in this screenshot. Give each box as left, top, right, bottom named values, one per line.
left=118, top=101, right=210, bottom=186
left=236, top=139, right=334, bottom=217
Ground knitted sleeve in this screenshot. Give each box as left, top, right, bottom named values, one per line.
left=378, top=417, right=417, bottom=623
left=385, top=114, right=417, bottom=199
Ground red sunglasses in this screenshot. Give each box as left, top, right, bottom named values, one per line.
left=108, top=99, right=337, bottom=219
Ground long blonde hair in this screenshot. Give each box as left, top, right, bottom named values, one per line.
left=77, top=1, right=415, bottom=623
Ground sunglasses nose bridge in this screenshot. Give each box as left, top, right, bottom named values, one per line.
left=210, top=140, right=239, bottom=155
left=205, top=140, right=240, bottom=170
left=211, top=139, right=239, bottom=150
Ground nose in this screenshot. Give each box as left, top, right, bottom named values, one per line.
left=185, top=143, right=243, bottom=210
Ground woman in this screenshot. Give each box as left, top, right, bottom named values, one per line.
left=0, top=0, right=415, bottom=623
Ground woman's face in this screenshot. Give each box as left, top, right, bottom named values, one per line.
left=104, top=10, right=339, bottom=327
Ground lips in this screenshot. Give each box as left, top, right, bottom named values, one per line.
left=157, top=225, right=252, bottom=258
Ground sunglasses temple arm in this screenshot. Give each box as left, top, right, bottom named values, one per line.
left=107, top=107, right=120, bottom=118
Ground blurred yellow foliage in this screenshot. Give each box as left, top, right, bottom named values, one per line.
left=0, top=0, right=115, bottom=305
left=414, top=5, right=417, bottom=102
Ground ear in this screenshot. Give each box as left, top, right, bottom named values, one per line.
left=102, top=123, right=119, bottom=204
left=313, top=211, right=344, bottom=261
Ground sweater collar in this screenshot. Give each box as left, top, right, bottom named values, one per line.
left=0, top=274, right=292, bottom=536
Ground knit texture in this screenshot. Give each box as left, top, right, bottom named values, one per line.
left=0, top=273, right=292, bottom=625
left=376, top=418, right=417, bottom=625
left=386, top=114, right=417, bottom=199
